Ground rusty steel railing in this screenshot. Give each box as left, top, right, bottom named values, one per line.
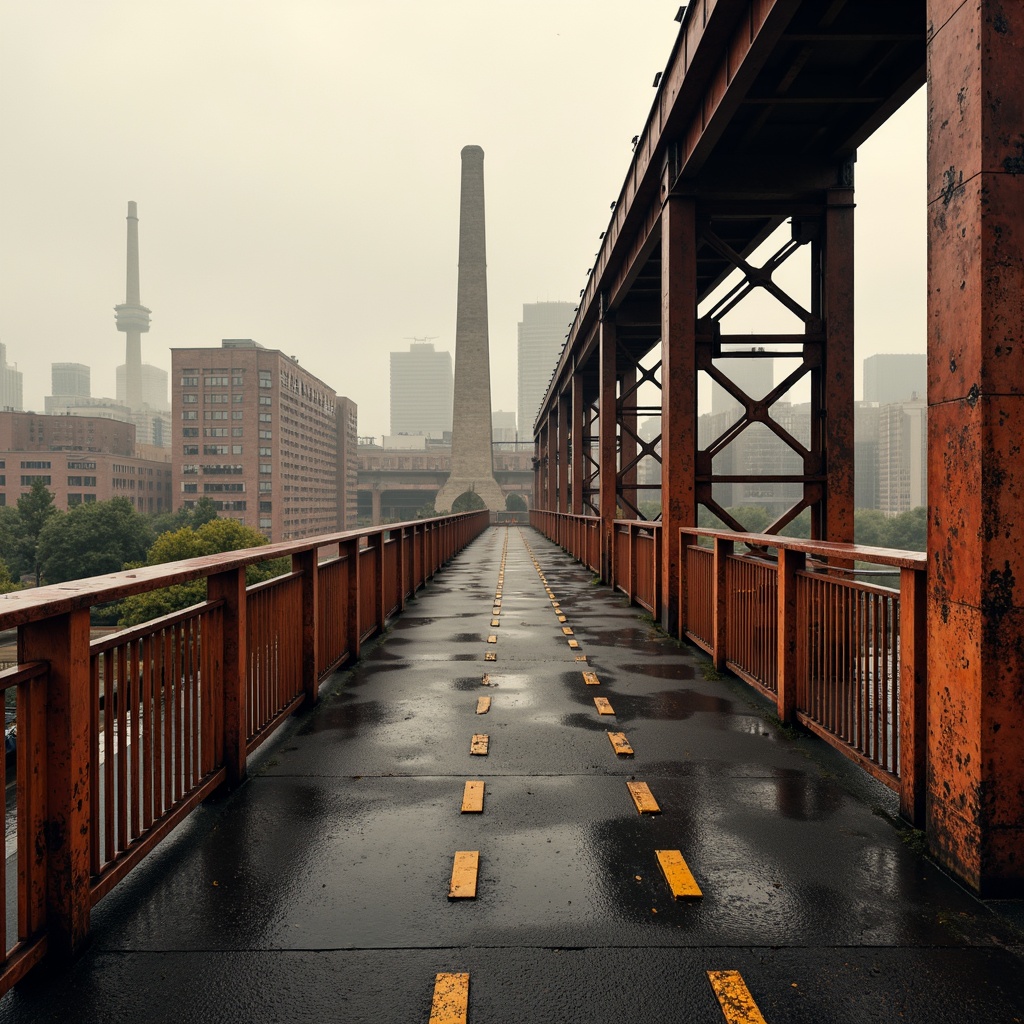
left=612, top=520, right=661, bottom=614
left=530, top=510, right=602, bottom=574
left=0, top=510, right=489, bottom=992
left=680, top=529, right=926, bottom=825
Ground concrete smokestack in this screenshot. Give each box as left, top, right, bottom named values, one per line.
left=435, top=146, right=505, bottom=513
left=114, top=200, right=151, bottom=412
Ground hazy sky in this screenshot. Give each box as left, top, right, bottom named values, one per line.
left=0, top=1, right=926, bottom=441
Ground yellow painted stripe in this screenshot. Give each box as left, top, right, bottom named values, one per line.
left=574, top=655, right=588, bottom=662
left=485, top=651, right=496, bottom=662
left=461, top=780, right=484, bottom=813
left=487, top=635, right=497, bottom=644
left=562, top=626, right=574, bottom=636
left=656, top=849, right=703, bottom=899
left=448, top=851, right=479, bottom=898
left=582, top=671, right=600, bottom=686
left=491, top=619, right=500, bottom=627
left=627, top=780, right=661, bottom=814
left=707, top=971, right=767, bottom=1024
left=481, top=673, right=491, bottom=686
left=568, top=639, right=580, bottom=649
left=594, top=696, right=614, bottom=715
left=551, top=601, right=560, bottom=608
left=557, top=614, right=567, bottom=623
left=470, top=733, right=489, bottom=755
left=429, top=972, right=469, bottom=1024
left=607, top=731, right=633, bottom=756
left=476, top=696, right=491, bottom=714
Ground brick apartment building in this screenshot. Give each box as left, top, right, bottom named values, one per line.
left=171, top=341, right=357, bottom=541
left=0, top=411, right=172, bottom=511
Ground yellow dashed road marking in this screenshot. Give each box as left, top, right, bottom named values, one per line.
left=557, top=614, right=567, bottom=623
left=568, top=639, right=580, bottom=649
left=627, top=781, right=661, bottom=814
left=656, top=849, right=703, bottom=899
left=574, top=655, right=588, bottom=662
left=485, top=652, right=496, bottom=662
left=476, top=696, right=491, bottom=714
left=607, top=731, right=633, bottom=756
left=487, top=635, right=497, bottom=644
left=448, top=851, right=479, bottom=898
left=470, top=734, right=489, bottom=755
left=583, top=671, right=600, bottom=686
left=594, top=697, right=614, bottom=715
left=707, top=970, right=767, bottom=1023
left=491, top=619, right=500, bottom=627
left=429, top=972, right=469, bottom=1024
left=461, top=780, right=485, bottom=813
left=481, top=674, right=491, bottom=686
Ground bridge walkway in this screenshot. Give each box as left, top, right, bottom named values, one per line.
left=2, top=527, right=1023, bottom=1023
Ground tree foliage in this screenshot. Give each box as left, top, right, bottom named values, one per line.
left=38, top=498, right=155, bottom=584
left=118, top=518, right=290, bottom=626
left=505, top=493, right=527, bottom=512
left=451, top=490, right=487, bottom=513
left=15, top=480, right=57, bottom=585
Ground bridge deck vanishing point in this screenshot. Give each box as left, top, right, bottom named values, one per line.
left=4, top=526, right=1023, bottom=1023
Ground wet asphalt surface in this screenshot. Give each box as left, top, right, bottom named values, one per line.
left=4, top=526, right=1024, bottom=1023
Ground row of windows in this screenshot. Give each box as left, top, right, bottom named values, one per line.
left=21, top=460, right=51, bottom=469
left=66, top=476, right=97, bottom=486
left=179, top=374, right=245, bottom=387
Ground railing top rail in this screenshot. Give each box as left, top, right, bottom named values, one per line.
left=613, top=519, right=662, bottom=530
left=0, top=510, right=489, bottom=632
left=681, top=527, right=926, bottom=570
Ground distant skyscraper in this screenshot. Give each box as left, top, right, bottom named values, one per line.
left=863, top=353, right=926, bottom=405
left=517, top=301, right=574, bottom=442
left=389, top=342, right=453, bottom=438
left=492, top=409, right=517, bottom=445
left=52, top=362, right=91, bottom=399
left=0, top=344, right=24, bottom=412
left=114, top=201, right=151, bottom=413
left=116, top=362, right=169, bottom=411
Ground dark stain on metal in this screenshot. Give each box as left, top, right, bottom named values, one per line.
left=966, top=383, right=980, bottom=407
left=1003, top=137, right=1024, bottom=175
left=981, top=561, right=1016, bottom=647
left=941, top=166, right=965, bottom=206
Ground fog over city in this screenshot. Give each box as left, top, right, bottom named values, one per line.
left=0, top=1, right=925, bottom=441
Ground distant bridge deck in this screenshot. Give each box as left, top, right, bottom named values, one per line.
left=3, top=526, right=1022, bottom=1023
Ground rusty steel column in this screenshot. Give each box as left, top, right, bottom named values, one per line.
left=571, top=372, right=585, bottom=514
left=538, top=418, right=550, bottom=509
left=821, top=188, right=856, bottom=543
left=599, top=312, right=618, bottom=581
left=926, top=0, right=1024, bottom=895
left=660, top=195, right=698, bottom=635
left=547, top=407, right=558, bottom=513
left=620, top=363, right=639, bottom=516
left=557, top=391, right=569, bottom=513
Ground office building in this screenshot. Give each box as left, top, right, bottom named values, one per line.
left=0, top=345, right=23, bottom=412
left=172, top=340, right=356, bottom=541
left=0, top=411, right=172, bottom=512
left=389, top=342, right=453, bottom=438
left=863, top=353, right=926, bottom=405
left=117, top=363, right=169, bottom=411
left=517, top=301, right=574, bottom=442
left=51, top=363, right=91, bottom=399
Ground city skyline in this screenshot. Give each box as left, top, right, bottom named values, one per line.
left=0, top=2, right=926, bottom=443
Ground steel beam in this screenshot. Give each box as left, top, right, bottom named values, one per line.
left=925, top=0, right=1024, bottom=895
left=599, top=313, right=618, bottom=580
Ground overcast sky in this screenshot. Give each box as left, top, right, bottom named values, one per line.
left=0, top=1, right=925, bottom=441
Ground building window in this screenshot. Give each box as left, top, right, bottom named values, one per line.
left=182, top=393, right=198, bottom=403
left=232, top=411, right=243, bottom=419
left=205, top=376, right=230, bottom=386
left=204, top=428, right=228, bottom=437
left=68, top=494, right=82, bottom=506
left=182, top=464, right=198, bottom=474
left=20, top=461, right=51, bottom=469
left=259, top=518, right=272, bottom=529
left=204, top=393, right=229, bottom=404
left=204, top=445, right=228, bottom=456
left=259, top=430, right=272, bottom=440
left=232, top=445, right=243, bottom=455
left=233, top=394, right=245, bottom=403
left=232, top=375, right=244, bottom=386
left=259, top=413, right=272, bottom=422
left=232, top=427, right=243, bottom=437
left=259, top=482, right=272, bottom=492
left=259, top=464, right=272, bottom=474
left=258, top=372, right=272, bottom=388
left=184, top=445, right=199, bottom=456
left=259, top=396, right=272, bottom=406
left=183, top=427, right=199, bottom=437
left=259, top=447, right=271, bottom=457
left=68, top=461, right=96, bottom=470
left=21, top=475, right=51, bottom=486
left=204, top=411, right=228, bottom=420
left=182, top=411, right=198, bottom=420
left=259, top=501, right=272, bottom=512
left=182, top=482, right=198, bottom=493
left=180, top=376, right=198, bottom=386
left=84, top=494, right=96, bottom=503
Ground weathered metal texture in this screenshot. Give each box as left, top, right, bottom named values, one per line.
left=547, top=407, right=558, bottom=514
left=571, top=373, right=585, bottom=514
left=18, top=610, right=92, bottom=961
left=557, top=393, right=570, bottom=513
left=660, top=196, right=698, bottom=635
left=926, top=0, right=1024, bottom=894
left=821, top=189, right=856, bottom=545
left=598, top=315, right=618, bottom=581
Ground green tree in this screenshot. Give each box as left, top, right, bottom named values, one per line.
left=0, top=506, right=20, bottom=578
left=853, top=508, right=890, bottom=547
left=148, top=495, right=220, bottom=537
left=16, top=480, right=57, bottom=585
left=0, top=561, right=20, bottom=594
left=38, top=498, right=155, bottom=584
left=118, top=518, right=289, bottom=626
left=886, top=505, right=927, bottom=551
left=505, top=493, right=527, bottom=512
left=451, top=490, right=487, bottom=513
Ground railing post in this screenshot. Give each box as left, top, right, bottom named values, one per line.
left=18, top=609, right=91, bottom=961
left=293, top=548, right=319, bottom=709
left=777, top=546, right=805, bottom=725
left=374, top=531, right=386, bottom=634
left=209, top=566, right=247, bottom=788
left=712, top=538, right=733, bottom=672
left=628, top=525, right=638, bottom=605
left=345, top=538, right=362, bottom=660
left=398, top=527, right=407, bottom=612
left=899, top=565, right=927, bottom=825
